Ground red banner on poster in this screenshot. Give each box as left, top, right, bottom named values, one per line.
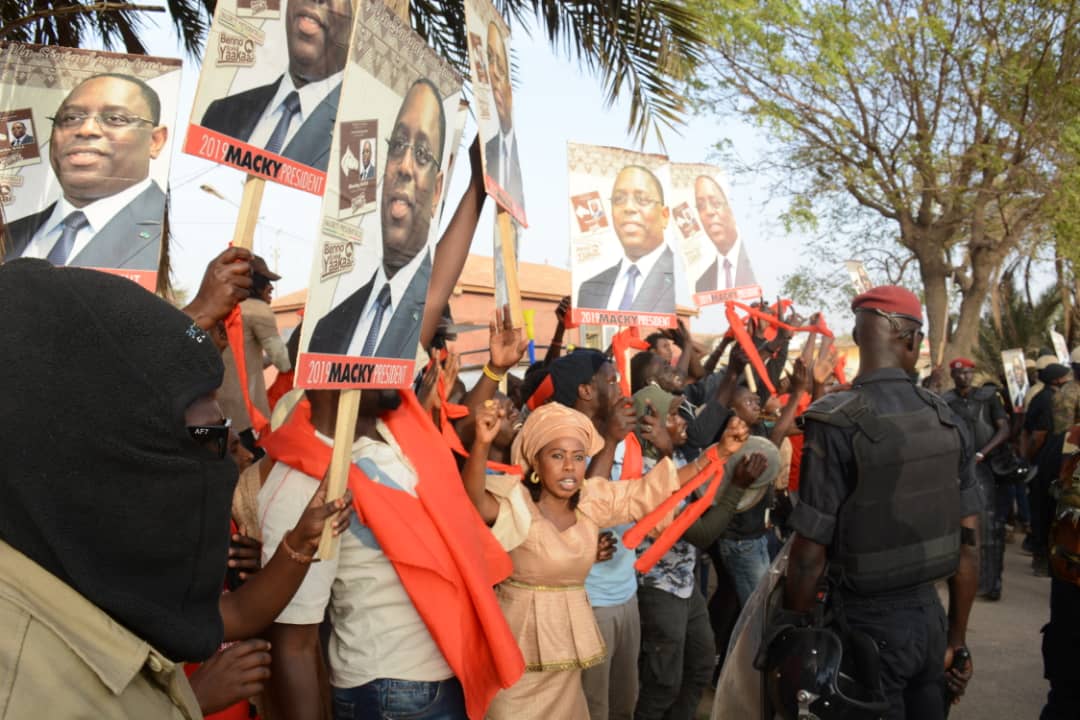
left=184, top=125, right=327, bottom=195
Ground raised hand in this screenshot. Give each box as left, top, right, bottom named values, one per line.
left=719, top=416, right=750, bottom=456
left=489, top=304, right=528, bottom=373
left=474, top=399, right=504, bottom=446
left=639, top=402, right=674, bottom=457
left=555, top=295, right=571, bottom=324
left=812, top=345, right=840, bottom=385
left=789, top=358, right=811, bottom=396
left=417, top=354, right=442, bottom=414
left=732, top=452, right=769, bottom=489
left=183, top=247, right=253, bottom=330
left=606, top=394, right=637, bottom=445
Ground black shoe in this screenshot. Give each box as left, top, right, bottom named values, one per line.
left=985, top=589, right=1002, bottom=601
left=1033, top=556, right=1050, bottom=577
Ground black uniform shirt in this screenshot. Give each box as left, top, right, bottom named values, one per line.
left=1024, top=385, right=1056, bottom=434
left=790, top=368, right=982, bottom=548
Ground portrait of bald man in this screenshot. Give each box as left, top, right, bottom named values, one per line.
left=693, top=175, right=756, bottom=292
left=483, top=21, right=525, bottom=215
left=200, top=0, right=353, bottom=171
left=308, top=78, right=445, bottom=358
left=1, top=73, right=167, bottom=271
left=9, top=121, right=34, bottom=147
left=576, top=164, right=675, bottom=314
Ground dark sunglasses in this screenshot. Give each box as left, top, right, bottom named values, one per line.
left=855, top=307, right=924, bottom=341
left=188, top=418, right=232, bottom=459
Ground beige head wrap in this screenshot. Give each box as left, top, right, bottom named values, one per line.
left=511, top=403, right=604, bottom=476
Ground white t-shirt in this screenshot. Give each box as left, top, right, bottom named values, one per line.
left=257, top=420, right=453, bottom=688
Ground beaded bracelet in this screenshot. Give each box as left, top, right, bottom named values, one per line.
left=282, top=533, right=318, bottom=564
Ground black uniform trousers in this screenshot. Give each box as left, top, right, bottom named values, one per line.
left=838, top=585, right=948, bottom=720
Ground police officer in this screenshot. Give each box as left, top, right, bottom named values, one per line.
left=783, top=286, right=980, bottom=719
left=941, top=358, right=1010, bottom=600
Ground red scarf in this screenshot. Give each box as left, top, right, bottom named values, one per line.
left=622, top=432, right=644, bottom=480
left=623, top=446, right=731, bottom=572
left=259, top=391, right=524, bottom=719
left=724, top=302, right=834, bottom=395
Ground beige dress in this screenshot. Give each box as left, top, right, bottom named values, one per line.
left=485, top=459, right=680, bottom=720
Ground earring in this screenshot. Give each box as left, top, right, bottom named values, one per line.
left=530, top=471, right=540, bottom=485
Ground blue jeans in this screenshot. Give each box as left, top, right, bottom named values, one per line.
left=332, top=677, right=467, bottom=720
left=717, top=535, right=770, bottom=606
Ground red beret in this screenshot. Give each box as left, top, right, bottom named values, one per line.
left=851, top=285, right=922, bottom=322
left=949, top=357, right=975, bottom=370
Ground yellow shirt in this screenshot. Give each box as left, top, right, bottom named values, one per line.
left=0, top=541, right=203, bottom=719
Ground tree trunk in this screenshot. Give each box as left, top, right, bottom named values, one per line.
left=918, top=251, right=950, bottom=368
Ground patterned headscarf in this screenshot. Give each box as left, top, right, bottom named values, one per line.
left=511, top=403, right=604, bottom=476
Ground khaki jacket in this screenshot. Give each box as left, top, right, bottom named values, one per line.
left=0, top=541, right=203, bottom=719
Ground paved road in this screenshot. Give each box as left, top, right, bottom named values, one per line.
left=951, top=540, right=1050, bottom=719
left=698, top=539, right=1052, bottom=718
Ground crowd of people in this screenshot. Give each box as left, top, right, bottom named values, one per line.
left=1, top=149, right=1077, bottom=720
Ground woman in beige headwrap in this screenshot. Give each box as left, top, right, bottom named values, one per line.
left=463, top=401, right=750, bottom=719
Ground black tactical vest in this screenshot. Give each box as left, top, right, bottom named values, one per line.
left=806, top=388, right=963, bottom=594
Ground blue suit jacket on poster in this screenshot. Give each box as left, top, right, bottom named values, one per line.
left=576, top=245, right=675, bottom=313
left=308, top=253, right=432, bottom=360
left=1, top=182, right=165, bottom=271
left=200, top=75, right=340, bottom=172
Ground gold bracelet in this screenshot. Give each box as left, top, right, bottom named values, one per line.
left=281, top=533, right=318, bottom=565
left=483, top=364, right=505, bottom=382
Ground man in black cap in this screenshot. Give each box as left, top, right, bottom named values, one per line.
left=0, top=258, right=238, bottom=715
left=779, top=285, right=979, bottom=719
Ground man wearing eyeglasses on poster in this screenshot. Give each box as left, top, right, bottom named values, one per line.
left=576, top=164, right=675, bottom=315
left=308, top=78, right=445, bottom=359
left=693, top=174, right=756, bottom=293
left=0, top=73, right=166, bottom=271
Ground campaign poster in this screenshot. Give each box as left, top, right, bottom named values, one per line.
left=667, top=162, right=760, bottom=307
left=183, top=0, right=353, bottom=195
left=0, top=42, right=181, bottom=291
left=1001, top=348, right=1029, bottom=410
left=295, top=0, right=464, bottom=390
left=1051, top=329, right=1069, bottom=365
left=568, top=142, right=677, bottom=329
left=464, top=0, right=526, bottom=226
left=844, top=259, right=873, bottom=294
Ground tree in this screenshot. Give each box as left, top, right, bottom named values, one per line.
left=693, top=0, right=1080, bottom=362
left=0, top=0, right=709, bottom=144
left=974, top=264, right=1060, bottom=374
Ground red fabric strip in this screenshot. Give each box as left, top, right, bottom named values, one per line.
left=259, top=391, right=524, bottom=719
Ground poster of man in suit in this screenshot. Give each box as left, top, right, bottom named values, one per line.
left=667, top=162, right=760, bottom=307
left=295, top=0, right=463, bottom=390
left=1001, top=348, right=1029, bottom=411
left=184, top=0, right=353, bottom=195
left=568, top=142, right=679, bottom=329
left=0, top=42, right=181, bottom=291
left=465, top=0, right=526, bottom=226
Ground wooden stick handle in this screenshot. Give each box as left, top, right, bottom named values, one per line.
left=231, top=175, right=265, bottom=251
left=317, top=389, right=362, bottom=560
left=496, top=210, right=524, bottom=327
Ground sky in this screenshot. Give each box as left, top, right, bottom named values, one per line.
left=130, top=11, right=810, bottom=305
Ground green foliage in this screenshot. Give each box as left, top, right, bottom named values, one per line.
left=691, top=0, right=1080, bottom=357
left=974, top=268, right=1061, bottom=372
left=0, top=0, right=710, bottom=145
